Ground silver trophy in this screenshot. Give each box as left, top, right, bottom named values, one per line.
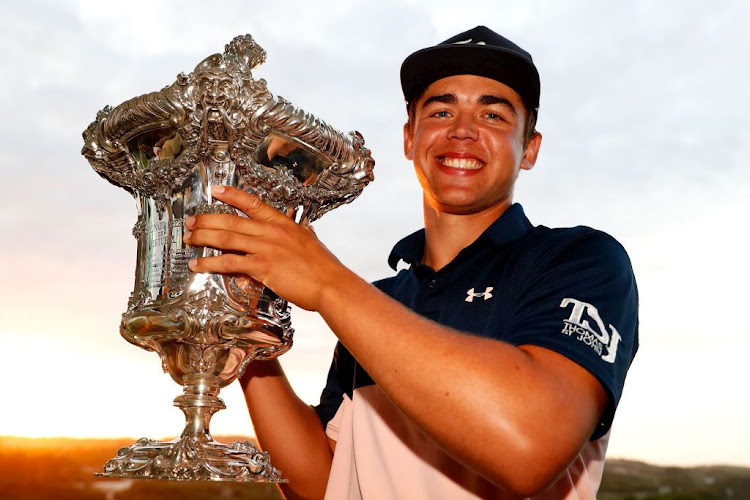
left=81, top=35, right=374, bottom=482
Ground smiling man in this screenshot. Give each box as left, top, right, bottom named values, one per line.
left=184, top=26, right=639, bottom=499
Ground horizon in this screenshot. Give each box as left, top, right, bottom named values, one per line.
left=1, top=435, right=747, bottom=470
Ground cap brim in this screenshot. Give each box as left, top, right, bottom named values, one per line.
left=400, top=44, right=540, bottom=110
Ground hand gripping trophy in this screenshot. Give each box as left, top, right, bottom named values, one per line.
left=81, top=35, right=374, bottom=482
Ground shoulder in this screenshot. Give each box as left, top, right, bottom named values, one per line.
left=505, top=225, right=638, bottom=340
left=522, top=225, right=634, bottom=278
left=526, top=225, right=626, bottom=253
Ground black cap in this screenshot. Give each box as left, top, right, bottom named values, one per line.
left=400, top=26, right=540, bottom=112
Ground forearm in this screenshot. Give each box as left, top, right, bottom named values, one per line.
left=240, top=359, right=332, bottom=500
left=316, top=267, right=604, bottom=495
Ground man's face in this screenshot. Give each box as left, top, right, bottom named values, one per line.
left=404, top=74, right=541, bottom=216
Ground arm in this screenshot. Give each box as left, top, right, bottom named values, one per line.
left=186, top=186, right=610, bottom=496
left=239, top=359, right=333, bottom=500
left=300, top=267, right=607, bottom=496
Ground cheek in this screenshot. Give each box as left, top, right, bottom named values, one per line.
left=490, top=132, right=525, bottom=162
left=410, top=128, right=439, bottom=157
left=405, top=123, right=437, bottom=160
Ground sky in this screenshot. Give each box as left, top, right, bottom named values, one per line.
left=0, top=0, right=748, bottom=468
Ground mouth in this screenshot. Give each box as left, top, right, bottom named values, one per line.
left=437, top=155, right=484, bottom=170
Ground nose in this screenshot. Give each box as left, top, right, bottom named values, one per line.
left=209, top=80, right=220, bottom=97
left=448, top=112, right=479, bottom=141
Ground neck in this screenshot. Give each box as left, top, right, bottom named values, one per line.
left=421, top=199, right=512, bottom=271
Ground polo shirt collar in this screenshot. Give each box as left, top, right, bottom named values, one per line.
left=388, top=203, right=534, bottom=270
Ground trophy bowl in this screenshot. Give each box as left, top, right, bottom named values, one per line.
left=81, top=35, right=374, bottom=482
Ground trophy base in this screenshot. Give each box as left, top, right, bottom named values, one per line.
left=96, top=436, right=285, bottom=482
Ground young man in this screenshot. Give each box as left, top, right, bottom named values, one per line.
left=184, top=26, right=639, bottom=500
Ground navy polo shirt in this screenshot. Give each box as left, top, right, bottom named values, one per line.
left=316, top=203, right=639, bottom=440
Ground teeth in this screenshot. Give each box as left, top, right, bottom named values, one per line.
left=440, top=157, right=482, bottom=170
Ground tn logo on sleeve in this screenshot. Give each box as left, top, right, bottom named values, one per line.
left=559, top=298, right=622, bottom=364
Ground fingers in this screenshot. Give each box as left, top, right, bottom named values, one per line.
left=183, top=185, right=275, bottom=247
left=183, top=186, right=280, bottom=278
left=184, top=227, right=260, bottom=255
left=188, top=252, right=261, bottom=276
left=184, top=185, right=319, bottom=293
left=210, top=185, right=282, bottom=222
left=186, top=212, right=261, bottom=236
left=187, top=241, right=277, bottom=283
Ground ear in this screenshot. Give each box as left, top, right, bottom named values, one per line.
left=403, top=123, right=414, bottom=160
left=520, top=132, right=542, bottom=171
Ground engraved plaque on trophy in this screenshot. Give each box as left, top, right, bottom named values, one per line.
left=81, top=35, right=374, bottom=482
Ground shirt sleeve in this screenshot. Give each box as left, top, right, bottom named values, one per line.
left=314, top=341, right=360, bottom=429
left=314, top=344, right=346, bottom=428
left=504, top=229, right=639, bottom=439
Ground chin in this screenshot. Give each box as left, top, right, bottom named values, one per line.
left=429, top=200, right=504, bottom=217
left=429, top=190, right=513, bottom=215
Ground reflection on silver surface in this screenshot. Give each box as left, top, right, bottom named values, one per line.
left=253, top=134, right=328, bottom=185
left=81, top=34, right=374, bottom=482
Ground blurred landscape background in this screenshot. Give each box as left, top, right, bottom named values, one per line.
left=2, top=437, right=749, bottom=500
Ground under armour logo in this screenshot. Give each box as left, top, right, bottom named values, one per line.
left=466, top=287, right=493, bottom=302
left=453, top=38, right=487, bottom=45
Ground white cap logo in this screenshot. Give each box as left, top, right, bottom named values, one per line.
left=453, top=38, right=487, bottom=45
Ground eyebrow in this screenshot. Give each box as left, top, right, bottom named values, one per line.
left=478, top=95, right=518, bottom=116
left=421, top=93, right=518, bottom=116
left=422, top=93, right=457, bottom=107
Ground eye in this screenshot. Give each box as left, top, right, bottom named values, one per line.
left=431, top=110, right=451, bottom=118
left=485, top=112, right=506, bottom=122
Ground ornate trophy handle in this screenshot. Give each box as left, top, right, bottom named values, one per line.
left=247, top=96, right=374, bottom=222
